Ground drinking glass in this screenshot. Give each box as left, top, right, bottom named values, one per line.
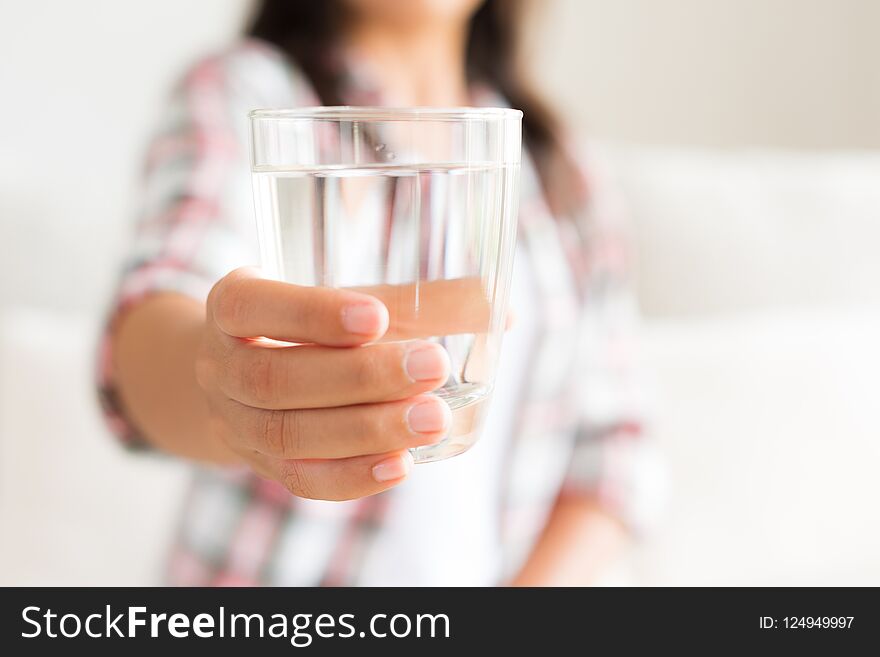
left=249, top=107, right=521, bottom=462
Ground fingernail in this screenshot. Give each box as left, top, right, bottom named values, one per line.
left=404, top=344, right=450, bottom=382
left=372, top=452, right=414, bottom=483
left=406, top=398, right=451, bottom=434
left=342, top=303, right=384, bottom=336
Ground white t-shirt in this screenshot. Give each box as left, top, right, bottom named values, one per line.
left=356, top=244, right=539, bottom=585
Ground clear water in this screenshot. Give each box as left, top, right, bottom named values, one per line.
left=252, top=163, right=517, bottom=461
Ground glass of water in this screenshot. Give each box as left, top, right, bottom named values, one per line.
left=249, top=107, right=521, bottom=463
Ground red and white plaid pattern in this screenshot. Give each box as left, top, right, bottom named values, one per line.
left=97, top=39, right=658, bottom=586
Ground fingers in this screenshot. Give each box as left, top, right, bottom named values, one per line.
left=209, top=268, right=390, bottom=346
left=250, top=450, right=415, bottom=501
left=210, top=270, right=495, bottom=347
left=217, top=394, right=451, bottom=459
left=215, top=339, right=451, bottom=410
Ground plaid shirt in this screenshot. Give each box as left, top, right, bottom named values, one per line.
left=98, top=39, right=657, bottom=586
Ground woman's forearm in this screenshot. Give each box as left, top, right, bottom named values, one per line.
left=511, top=494, right=627, bottom=586
left=112, top=293, right=239, bottom=464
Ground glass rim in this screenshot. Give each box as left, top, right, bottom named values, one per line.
left=248, top=106, right=523, bottom=122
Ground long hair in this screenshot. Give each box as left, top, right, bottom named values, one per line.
left=248, top=0, right=584, bottom=214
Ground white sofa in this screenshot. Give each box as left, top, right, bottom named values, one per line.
left=2, top=147, right=879, bottom=585
left=614, top=147, right=880, bottom=585
left=0, top=311, right=188, bottom=585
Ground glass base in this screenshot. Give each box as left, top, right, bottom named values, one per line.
left=410, top=435, right=476, bottom=464
left=409, top=388, right=491, bottom=463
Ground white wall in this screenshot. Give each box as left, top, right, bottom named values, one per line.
left=0, top=0, right=248, bottom=314
left=1, top=0, right=877, bottom=314
left=535, top=0, right=880, bottom=149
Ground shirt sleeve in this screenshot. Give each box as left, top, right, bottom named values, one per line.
left=96, top=46, right=289, bottom=447
left=560, top=145, right=665, bottom=534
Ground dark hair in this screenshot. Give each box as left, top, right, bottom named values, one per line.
left=248, top=0, right=584, bottom=214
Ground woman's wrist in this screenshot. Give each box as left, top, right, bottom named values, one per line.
left=113, top=293, right=240, bottom=465
left=510, top=494, right=627, bottom=587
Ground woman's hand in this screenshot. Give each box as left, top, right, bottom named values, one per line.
left=510, top=495, right=627, bottom=586
left=196, top=267, right=452, bottom=500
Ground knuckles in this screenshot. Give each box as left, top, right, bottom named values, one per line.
left=208, top=270, right=253, bottom=335
left=193, top=329, right=235, bottom=394
left=239, top=348, right=280, bottom=406
left=257, top=408, right=297, bottom=457
left=278, top=459, right=317, bottom=500
left=194, top=354, right=216, bottom=392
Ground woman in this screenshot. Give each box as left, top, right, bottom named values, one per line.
left=99, top=0, right=655, bottom=586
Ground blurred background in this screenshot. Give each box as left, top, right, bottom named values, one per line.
left=1, top=0, right=878, bottom=585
